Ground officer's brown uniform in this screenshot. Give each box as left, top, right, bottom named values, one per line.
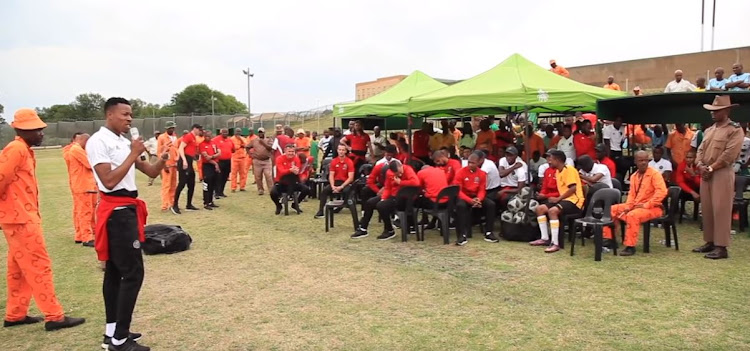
left=696, top=119, right=744, bottom=247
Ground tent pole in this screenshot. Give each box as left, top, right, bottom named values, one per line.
left=406, top=113, right=413, bottom=164
left=523, top=107, right=532, bottom=187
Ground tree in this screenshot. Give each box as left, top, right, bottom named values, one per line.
left=171, top=84, right=248, bottom=115
left=37, top=104, right=78, bottom=122
left=72, top=93, right=106, bottom=120
left=0, top=103, right=5, bottom=125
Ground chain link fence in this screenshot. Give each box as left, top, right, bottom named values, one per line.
left=0, top=105, right=334, bottom=148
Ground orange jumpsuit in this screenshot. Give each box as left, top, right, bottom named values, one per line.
left=158, top=132, right=178, bottom=210
left=68, top=143, right=97, bottom=242
left=230, top=135, right=249, bottom=191
left=603, top=167, right=667, bottom=247
left=0, top=137, right=65, bottom=322
left=195, top=135, right=205, bottom=180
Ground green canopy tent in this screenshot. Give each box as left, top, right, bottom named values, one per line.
left=408, top=53, right=626, bottom=116
left=334, top=70, right=447, bottom=118
left=596, top=91, right=750, bottom=124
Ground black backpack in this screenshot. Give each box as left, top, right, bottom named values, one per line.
left=142, top=224, right=192, bottom=255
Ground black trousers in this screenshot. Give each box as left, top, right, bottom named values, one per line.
left=202, top=164, right=217, bottom=205
left=270, top=183, right=310, bottom=207
left=174, top=156, right=196, bottom=207
left=318, top=180, right=352, bottom=213
left=358, top=196, right=382, bottom=230
left=103, top=207, right=144, bottom=340
left=360, top=187, right=378, bottom=203
left=215, top=159, right=231, bottom=196
left=456, top=199, right=496, bottom=238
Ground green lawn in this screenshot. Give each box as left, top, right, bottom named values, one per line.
left=2, top=149, right=750, bottom=350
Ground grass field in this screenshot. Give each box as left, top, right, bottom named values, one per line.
left=2, top=149, right=750, bottom=350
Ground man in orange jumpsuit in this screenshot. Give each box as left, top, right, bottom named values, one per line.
left=158, top=121, right=178, bottom=211
left=549, top=59, right=570, bottom=77
left=603, top=150, right=667, bottom=256
left=1, top=109, right=85, bottom=330
left=230, top=127, right=249, bottom=192
left=68, top=133, right=98, bottom=246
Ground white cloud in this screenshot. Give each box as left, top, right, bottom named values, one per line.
left=1, top=0, right=749, bottom=119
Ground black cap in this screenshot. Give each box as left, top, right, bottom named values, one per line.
left=594, top=143, right=606, bottom=152
left=384, top=144, right=397, bottom=154
left=543, top=148, right=557, bottom=157
left=505, top=146, right=519, bottom=155
left=191, top=123, right=203, bottom=130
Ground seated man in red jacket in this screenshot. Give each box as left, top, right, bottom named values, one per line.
left=351, top=160, right=420, bottom=240
left=675, top=150, right=701, bottom=204
left=416, top=163, right=450, bottom=228
left=433, top=149, right=462, bottom=184
left=536, top=149, right=561, bottom=201
left=363, top=145, right=398, bottom=201
left=270, top=144, right=310, bottom=214
left=453, top=153, right=499, bottom=245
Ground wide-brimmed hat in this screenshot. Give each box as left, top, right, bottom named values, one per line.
left=165, top=121, right=177, bottom=129
left=297, top=128, right=305, bottom=135
left=257, top=127, right=266, bottom=133
left=11, top=109, right=47, bottom=130
left=703, top=95, right=739, bottom=111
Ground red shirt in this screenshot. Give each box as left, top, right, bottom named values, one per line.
left=440, top=158, right=463, bottom=184
left=199, top=140, right=219, bottom=159
left=495, top=130, right=514, bottom=149
left=299, top=156, right=314, bottom=182
left=396, top=152, right=408, bottom=164
left=573, top=133, right=596, bottom=159
left=330, top=156, right=354, bottom=182
left=412, top=130, right=431, bottom=158
left=344, top=133, right=370, bottom=153
left=182, top=132, right=198, bottom=157
left=453, top=167, right=487, bottom=203
left=539, top=167, right=560, bottom=197
left=675, top=161, right=701, bottom=193
left=275, top=154, right=301, bottom=182
left=600, top=157, right=616, bottom=177
left=274, top=135, right=294, bottom=158
left=367, top=162, right=388, bottom=193
left=382, top=165, right=420, bottom=200
left=418, top=166, right=449, bottom=202
left=214, top=136, right=234, bottom=161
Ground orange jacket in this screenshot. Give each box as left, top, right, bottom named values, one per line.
left=624, top=167, right=667, bottom=210
left=231, top=135, right=248, bottom=159
left=0, top=137, right=41, bottom=224
left=157, top=133, right=178, bottom=167
left=67, top=143, right=97, bottom=193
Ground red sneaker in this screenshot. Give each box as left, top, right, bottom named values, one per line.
left=529, top=239, right=550, bottom=246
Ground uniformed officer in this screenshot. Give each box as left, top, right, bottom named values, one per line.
left=694, top=95, right=744, bottom=259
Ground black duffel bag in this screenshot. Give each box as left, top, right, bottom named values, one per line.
left=500, top=222, right=541, bottom=242
left=142, top=224, right=192, bottom=255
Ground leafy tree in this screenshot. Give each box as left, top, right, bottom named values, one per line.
left=0, top=103, right=5, bottom=125
left=171, top=84, right=248, bottom=115
left=37, top=104, right=77, bottom=122
left=72, top=93, right=106, bottom=120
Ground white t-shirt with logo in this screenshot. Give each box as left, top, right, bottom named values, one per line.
left=481, top=159, right=501, bottom=190
left=603, top=125, right=626, bottom=152
left=87, top=126, right=137, bottom=192
left=581, top=163, right=613, bottom=188
left=498, top=157, right=528, bottom=188
left=648, top=158, right=673, bottom=174
left=556, top=136, right=576, bottom=160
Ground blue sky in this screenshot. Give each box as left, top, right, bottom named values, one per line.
left=1, top=0, right=749, bottom=120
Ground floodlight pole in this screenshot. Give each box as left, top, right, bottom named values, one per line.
left=701, top=0, right=705, bottom=51
left=711, top=0, right=716, bottom=50
left=242, top=68, right=254, bottom=125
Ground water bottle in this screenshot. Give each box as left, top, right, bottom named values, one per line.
left=129, top=127, right=140, bottom=141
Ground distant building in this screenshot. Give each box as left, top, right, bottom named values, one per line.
left=355, top=75, right=407, bottom=101
left=567, top=46, right=750, bottom=93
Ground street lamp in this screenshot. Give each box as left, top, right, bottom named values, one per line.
left=211, top=93, right=217, bottom=116
left=242, top=68, right=254, bottom=117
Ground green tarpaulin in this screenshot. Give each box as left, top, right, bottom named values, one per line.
left=596, top=91, right=750, bottom=124
left=334, top=70, right=447, bottom=117
left=408, top=53, right=626, bottom=115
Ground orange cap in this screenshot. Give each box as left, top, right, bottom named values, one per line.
left=549, top=59, right=556, bottom=64
left=11, top=109, right=47, bottom=130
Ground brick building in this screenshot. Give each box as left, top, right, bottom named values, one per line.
left=355, top=75, right=407, bottom=101
left=567, top=46, right=750, bottom=93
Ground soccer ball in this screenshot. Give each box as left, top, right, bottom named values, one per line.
left=512, top=212, right=527, bottom=224
left=501, top=211, right=514, bottom=223
left=507, top=196, right=524, bottom=213
left=527, top=199, right=539, bottom=213
left=519, top=186, right=532, bottom=201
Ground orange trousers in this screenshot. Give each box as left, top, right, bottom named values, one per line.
left=72, top=193, right=96, bottom=242
left=2, top=223, right=65, bottom=322
left=230, top=157, right=249, bottom=190
left=603, top=204, right=663, bottom=247
left=161, top=167, right=177, bottom=210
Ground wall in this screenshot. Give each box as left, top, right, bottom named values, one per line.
left=355, top=75, right=407, bottom=101
left=567, top=46, right=750, bottom=93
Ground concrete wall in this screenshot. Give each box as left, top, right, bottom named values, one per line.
left=567, top=46, right=750, bottom=93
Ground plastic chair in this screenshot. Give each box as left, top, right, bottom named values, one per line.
left=678, top=189, right=700, bottom=224
left=324, top=186, right=357, bottom=233
left=611, top=178, right=622, bottom=191
left=278, top=174, right=301, bottom=216
left=311, top=160, right=331, bottom=199
left=567, top=182, right=610, bottom=249
left=572, top=188, right=621, bottom=261
left=393, top=186, right=422, bottom=242
left=622, top=186, right=680, bottom=253
left=418, top=186, right=460, bottom=244
left=732, top=176, right=749, bottom=232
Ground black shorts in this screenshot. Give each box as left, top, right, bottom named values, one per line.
left=551, top=200, right=582, bottom=216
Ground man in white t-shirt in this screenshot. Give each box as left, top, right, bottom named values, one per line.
left=497, top=146, right=528, bottom=205
left=648, top=146, right=672, bottom=183
left=556, top=124, right=576, bottom=160
left=602, top=117, right=626, bottom=157
left=577, top=155, right=613, bottom=188
left=664, top=70, right=696, bottom=92
left=87, top=97, right=167, bottom=351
